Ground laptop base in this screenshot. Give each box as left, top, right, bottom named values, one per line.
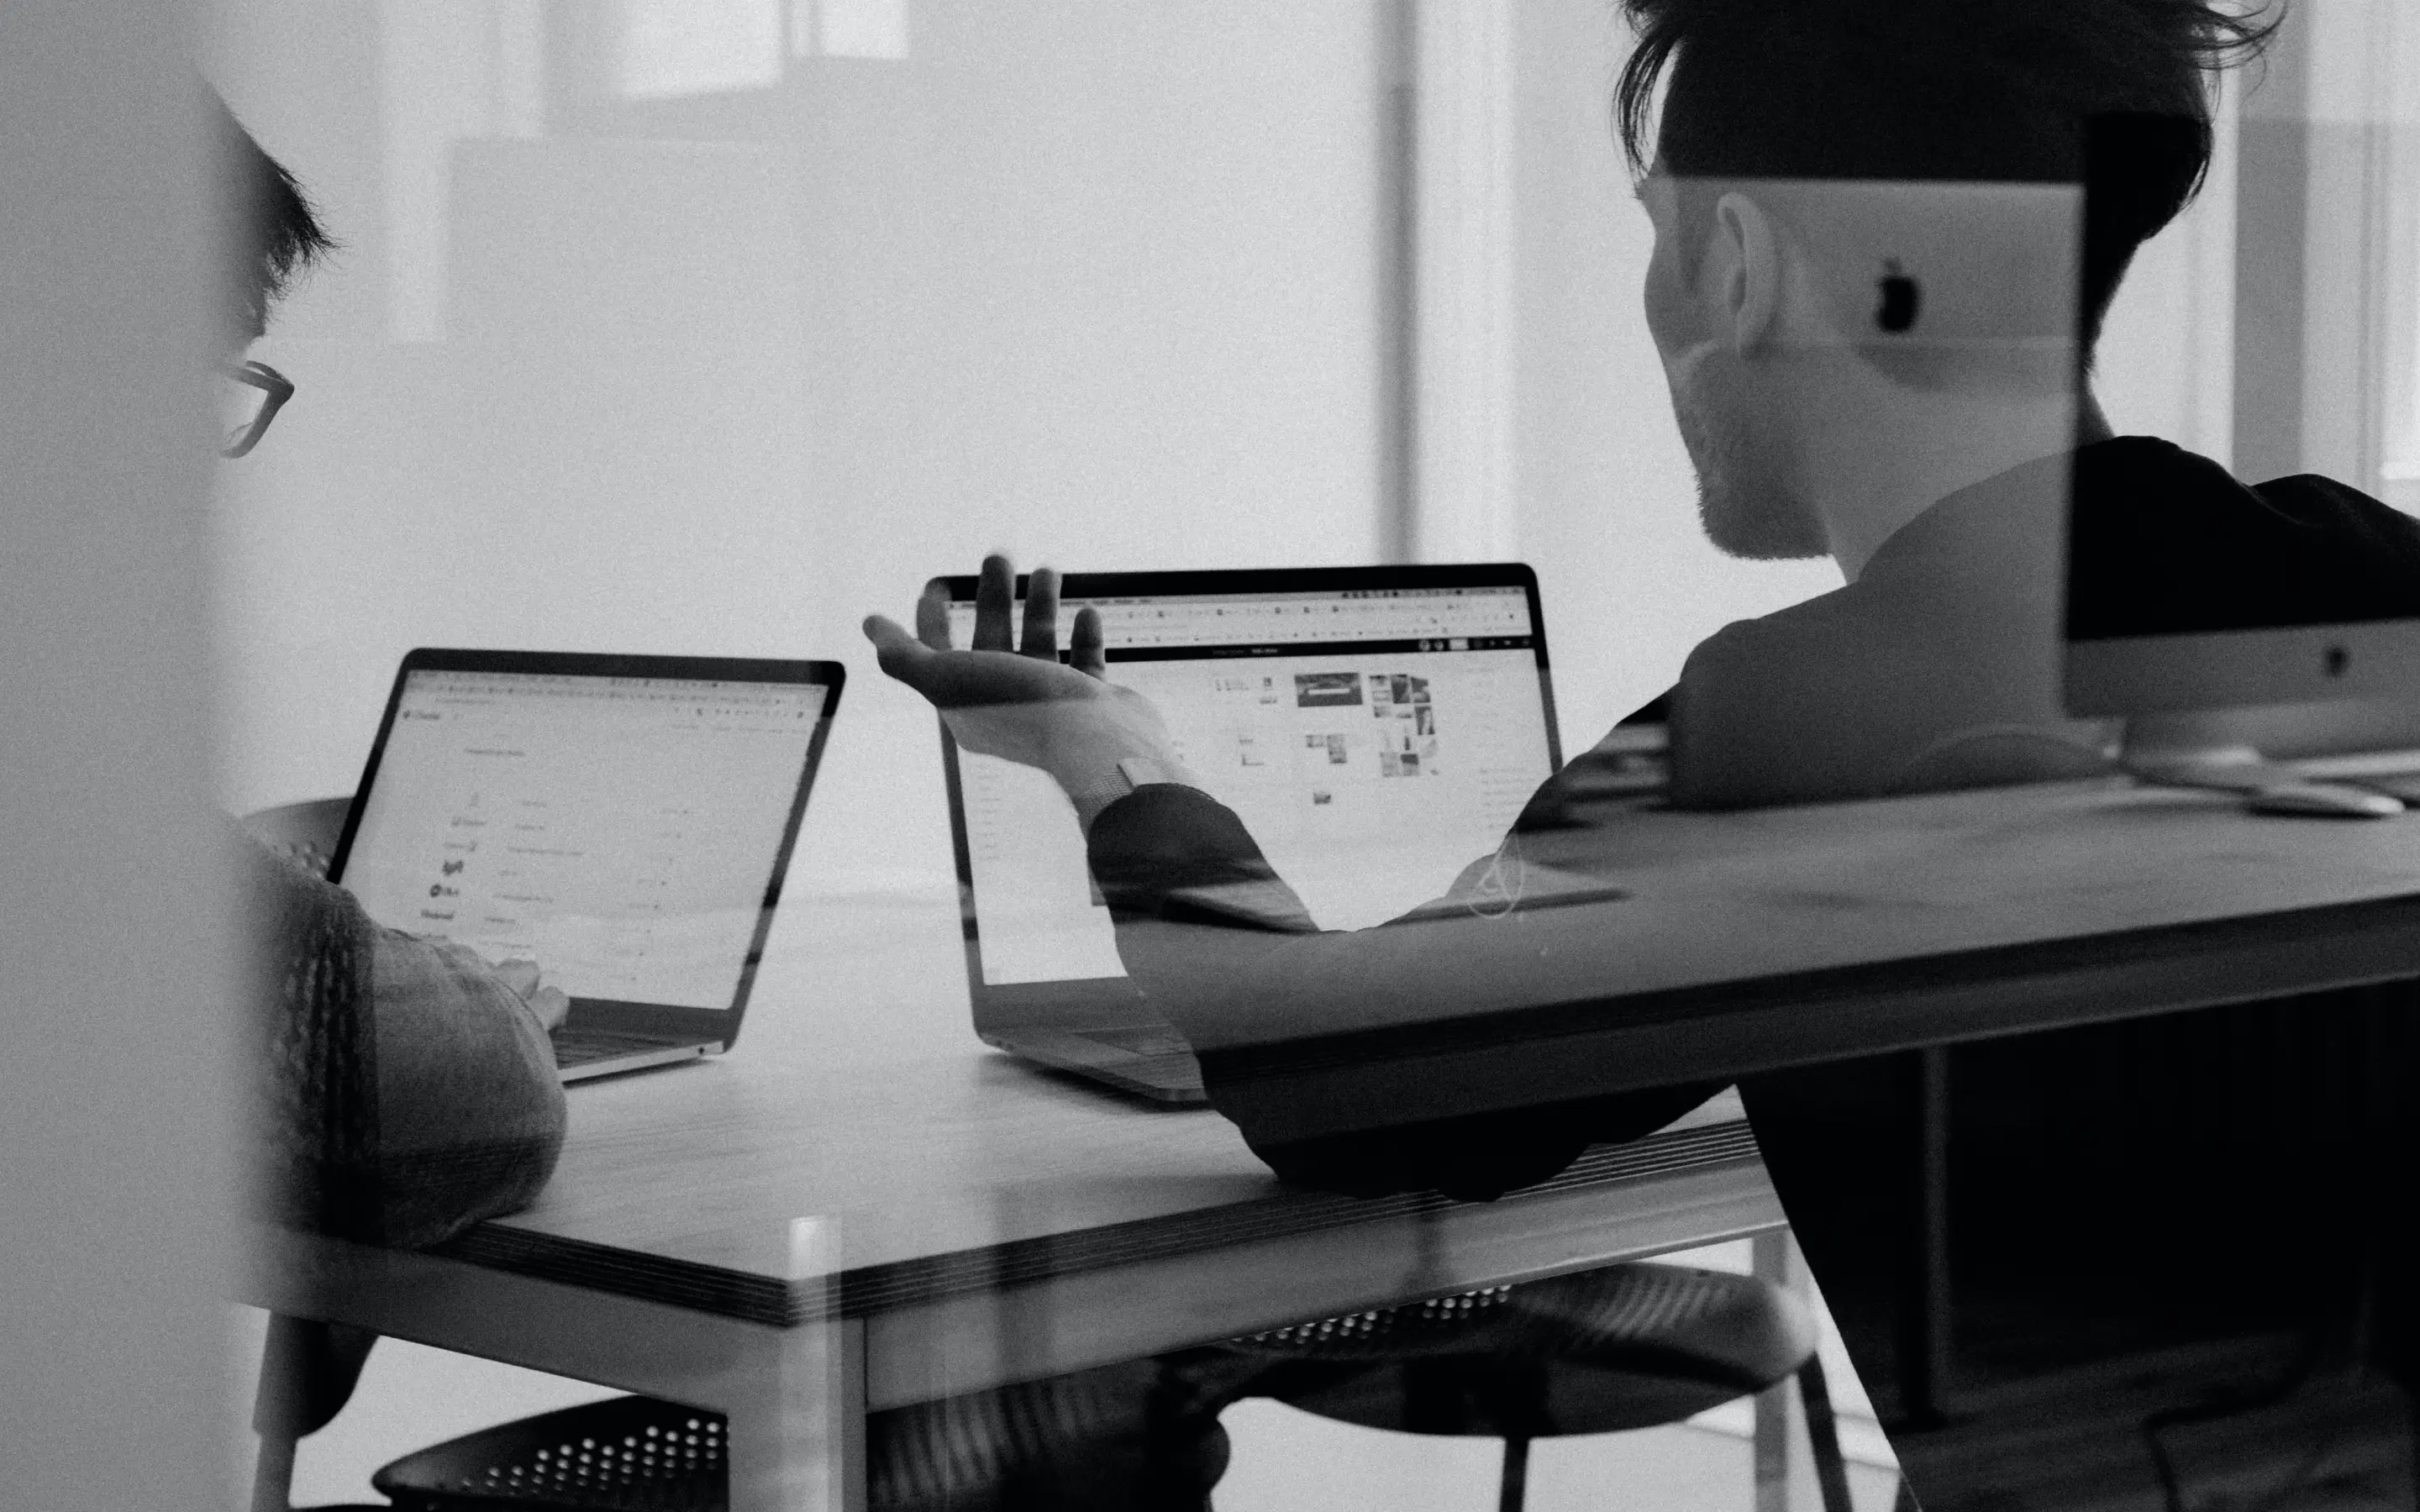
left=981, top=1029, right=1208, bottom=1105
left=555, top=1037, right=721, bottom=1084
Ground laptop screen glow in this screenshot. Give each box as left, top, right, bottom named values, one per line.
left=949, top=585, right=1555, bottom=985
left=341, top=669, right=828, bottom=1009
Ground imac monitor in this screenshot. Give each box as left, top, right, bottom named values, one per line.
left=2060, top=116, right=2420, bottom=787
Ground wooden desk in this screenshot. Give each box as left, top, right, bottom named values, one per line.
left=243, top=777, right=2420, bottom=1509
left=245, top=890, right=1786, bottom=1512
left=1184, top=778, right=2420, bottom=1141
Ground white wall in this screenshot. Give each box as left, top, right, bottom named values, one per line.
left=3, top=4, right=236, bottom=1509
left=209, top=0, right=1393, bottom=896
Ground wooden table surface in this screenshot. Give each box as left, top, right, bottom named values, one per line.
left=429, top=882, right=1776, bottom=1340
left=403, top=775, right=2420, bottom=1319
left=1176, top=778, right=2420, bottom=1138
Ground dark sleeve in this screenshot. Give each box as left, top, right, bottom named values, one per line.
left=1086, top=784, right=1718, bottom=1202
left=244, top=836, right=566, bottom=1249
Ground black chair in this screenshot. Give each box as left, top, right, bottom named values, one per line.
left=257, top=1268, right=1855, bottom=1512
left=288, top=1362, right=1228, bottom=1512
left=242, top=795, right=352, bottom=879
left=1202, top=1263, right=1862, bottom=1512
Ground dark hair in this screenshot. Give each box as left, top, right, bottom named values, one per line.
left=1612, top=0, right=2282, bottom=344
left=212, top=91, right=334, bottom=338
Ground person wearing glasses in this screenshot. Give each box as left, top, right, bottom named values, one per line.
left=215, top=94, right=572, bottom=1446
left=218, top=88, right=579, bottom=1469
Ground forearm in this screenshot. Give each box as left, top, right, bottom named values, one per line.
left=366, top=930, right=567, bottom=1247
left=1086, top=785, right=1718, bottom=1200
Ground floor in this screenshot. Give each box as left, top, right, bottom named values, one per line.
left=1894, top=1341, right=2414, bottom=1512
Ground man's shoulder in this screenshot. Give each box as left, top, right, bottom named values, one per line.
left=1683, top=580, right=1876, bottom=677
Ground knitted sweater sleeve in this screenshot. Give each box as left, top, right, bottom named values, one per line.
left=243, top=834, right=566, bottom=1249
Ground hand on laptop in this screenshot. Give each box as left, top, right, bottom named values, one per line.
left=865, top=554, right=1191, bottom=830
left=492, top=958, right=571, bottom=1033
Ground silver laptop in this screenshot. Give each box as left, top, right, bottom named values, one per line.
left=329, top=648, right=844, bottom=1083
left=936, top=565, right=1566, bottom=1103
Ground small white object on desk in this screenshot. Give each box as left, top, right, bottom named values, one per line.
left=2244, top=782, right=2405, bottom=818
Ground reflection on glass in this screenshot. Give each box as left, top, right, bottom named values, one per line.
left=797, top=0, right=910, bottom=60
left=615, top=0, right=782, bottom=100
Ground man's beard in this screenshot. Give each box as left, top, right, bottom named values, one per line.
left=1665, top=344, right=1828, bottom=561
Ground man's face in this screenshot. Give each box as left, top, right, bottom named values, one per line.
left=1637, top=173, right=1828, bottom=560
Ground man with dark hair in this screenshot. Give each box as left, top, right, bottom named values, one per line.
left=213, top=94, right=571, bottom=1487
left=865, top=1, right=2420, bottom=1488
left=1614, top=0, right=2271, bottom=349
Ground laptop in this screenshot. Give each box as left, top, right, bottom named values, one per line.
left=328, top=648, right=844, bottom=1083
left=936, top=564, right=1568, bottom=1103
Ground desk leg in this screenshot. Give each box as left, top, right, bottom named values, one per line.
left=1895, top=1046, right=1954, bottom=1426
left=1753, top=1231, right=1800, bottom=1512
left=726, top=1317, right=865, bottom=1512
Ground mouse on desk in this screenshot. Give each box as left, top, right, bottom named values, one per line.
left=2244, top=782, right=2406, bottom=818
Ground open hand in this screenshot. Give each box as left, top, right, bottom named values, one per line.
left=864, top=554, right=1186, bottom=818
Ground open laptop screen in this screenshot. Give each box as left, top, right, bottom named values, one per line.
left=944, top=570, right=1560, bottom=990
left=334, top=660, right=831, bottom=1012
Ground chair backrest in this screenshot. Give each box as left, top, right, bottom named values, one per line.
left=239, top=796, right=351, bottom=879
left=372, top=1396, right=725, bottom=1510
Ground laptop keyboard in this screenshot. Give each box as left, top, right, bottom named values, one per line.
left=552, top=1028, right=686, bottom=1068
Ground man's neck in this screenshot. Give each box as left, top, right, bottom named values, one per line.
left=1812, top=388, right=2106, bottom=582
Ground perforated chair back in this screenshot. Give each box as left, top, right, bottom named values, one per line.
left=373, top=1398, right=722, bottom=1510
left=240, top=795, right=352, bottom=879
left=370, top=1361, right=1228, bottom=1512
left=1214, top=1262, right=1854, bottom=1512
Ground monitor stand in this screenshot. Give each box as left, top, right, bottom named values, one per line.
left=2118, top=711, right=2305, bottom=792
left=2120, top=710, right=2405, bottom=814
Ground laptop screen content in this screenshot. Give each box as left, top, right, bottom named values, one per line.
left=338, top=669, right=829, bottom=1011
left=949, top=584, right=1557, bottom=987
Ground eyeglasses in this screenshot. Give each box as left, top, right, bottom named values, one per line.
left=215, top=359, right=294, bottom=459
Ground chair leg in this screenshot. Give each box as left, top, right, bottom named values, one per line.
left=250, top=1315, right=378, bottom=1512
left=1796, top=1357, right=1856, bottom=1512
left=1498, top=1435, right=1530, bottom=1512
left=250, top=1426, right=297, bottom=1512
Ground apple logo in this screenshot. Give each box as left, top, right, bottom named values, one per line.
left=1876, top=260, right=1921, bottom=334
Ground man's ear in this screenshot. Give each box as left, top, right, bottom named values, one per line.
left=1709, top=192, right=1782, bottom=357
